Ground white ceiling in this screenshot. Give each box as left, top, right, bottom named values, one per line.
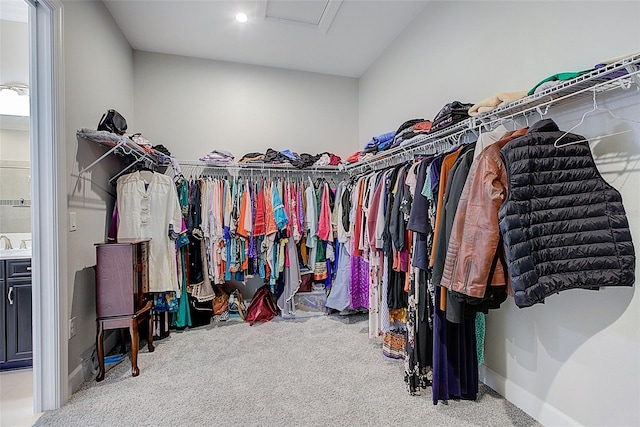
left=102, top=0, right=430, bottom=78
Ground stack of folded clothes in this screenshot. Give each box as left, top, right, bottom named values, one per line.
left=361, top=131, right=396, bottom=155
left=152, top=144, right=172, bottom=156
left=428, top=101, right=474, bottom=134
left=200, top=149, right=235, bottom=164
left=345, top=152, right=360, bottom=164
left=129, top=133, right=154, bottom=153
left=389, top=119, right=425, bottom=148
left=468, top=91, right=527, bottom=116
left=526, top=53, right=636, bottom=97
left=236, top=149, right=343, bottom=169
left=291, top=153, right=321, bottom=169
left=312, top=153, right=342, bottom=167
left=238, top=152, right=264, bottom=163
left=395, top=120, right=433, bottom=148
left=263, top=148, right=292, bottom=164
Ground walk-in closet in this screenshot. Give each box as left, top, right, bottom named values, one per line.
left=3, top=1, right=639, bottom=426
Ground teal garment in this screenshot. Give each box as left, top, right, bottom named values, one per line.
left=172, top=248, right=192, bottom=328
left=476, top=312, right=485, bottom=365
left=422, top=163, right=433, bottom=199
left=225, top=238, right=233, bottom=281
left=176, top=177, right=189, bottom=217
left=173, top=177, right=191, bottom=328
left=527, top=69, right=593, bottom=95
left=272, top=181, right=289, bottom=231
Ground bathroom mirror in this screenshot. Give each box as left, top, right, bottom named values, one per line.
left=1, top=14, right=31, bottom=245
left=0, top=114, right=31, bottom=237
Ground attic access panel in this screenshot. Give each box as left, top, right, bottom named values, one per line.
left=260, top=0, right=342, bottom=33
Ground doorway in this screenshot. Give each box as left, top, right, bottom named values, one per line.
left=26, top=0, right=66, bottom=413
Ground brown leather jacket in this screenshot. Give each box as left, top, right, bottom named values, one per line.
left=439, top=128, right=527, bottom=298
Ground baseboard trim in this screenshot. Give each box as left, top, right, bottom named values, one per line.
left=479, top=364, right=580, bottom=427
left=68, top=331, right=120, bottom=394
left=68, top=364, right=84, bottom=394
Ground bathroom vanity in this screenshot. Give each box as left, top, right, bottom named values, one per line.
left=0, top=253, right=32, bottom=370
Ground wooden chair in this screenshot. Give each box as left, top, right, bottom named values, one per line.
left=96, top=300, right=154, bottom=381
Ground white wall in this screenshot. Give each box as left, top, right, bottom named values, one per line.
left=359, top=1, right=640, bottom=426
left=62, top=0, right=135, bottom=392
left=133, top=51, right=359, bottom=160
left=359, top=1, right=640, bottom=143
left=0, top=129, right=29, bottom=161
left=0, top=19, right=28, bottom=85
left=59, top=4, right=358, bottom=395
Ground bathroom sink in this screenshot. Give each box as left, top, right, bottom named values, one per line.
left=0, top=248, right=32, bottom=260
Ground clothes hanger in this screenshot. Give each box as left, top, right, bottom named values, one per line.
left=536, top=104, right=550, bottom=121
left=555, top=89, right=640, bottom=147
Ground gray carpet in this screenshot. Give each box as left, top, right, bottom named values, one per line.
left=35, top=315, right=539, bottom=426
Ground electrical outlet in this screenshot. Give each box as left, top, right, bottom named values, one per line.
left=69, top=212, right=77, bottom=232
left=69, top=317, right=77, bottom=339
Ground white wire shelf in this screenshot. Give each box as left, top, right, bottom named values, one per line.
left=474, top=53, right=640, bottom=122
left=345, top=119, right=474, bottom=175
left=344, top=52, right=640, bottom=175
left=76, top=129, right=171, bottom=183
left=169, top=159, right=348, bottom=179
left=78, top=54, right=640, bottom=181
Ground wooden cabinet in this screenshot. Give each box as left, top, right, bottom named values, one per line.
left=95, top=239, right=149, bottom=318
left=0, top=258, right=33, bottom=370
left=94, top=239, right=154, bottom=380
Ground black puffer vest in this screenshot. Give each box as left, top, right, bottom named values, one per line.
left=499, top=119, right=635, bottom=308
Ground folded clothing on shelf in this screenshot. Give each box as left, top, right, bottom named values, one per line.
left=292, top=153, right=321, bottom=169
left=363, top=130, right=396, bottom=153
left=428, top=101, right=473, bottom=134
left=527, top=69, right=592, bottom=96
left=200, top=149, right=235, bottom=163
left=239, top=152, right=264, bottom=163
left=468, top=91, right=527, bottom=116
left=152, top=144, right=172, bottom=156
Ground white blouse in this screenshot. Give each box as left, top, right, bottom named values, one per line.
left=117, top=171, right=183, bottom=293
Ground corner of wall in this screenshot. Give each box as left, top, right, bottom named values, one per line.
left=479, top=365, right=580, bottom=427
left=68, top=331, right=119, bottom=394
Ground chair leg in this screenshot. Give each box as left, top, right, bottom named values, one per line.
left=129, top=320, right=139, bottom=377
left=147, top=312, right=155, bottom=352
left=96, top=321, right=105, bottom=382
left=119, top=329, right=127, bottom=354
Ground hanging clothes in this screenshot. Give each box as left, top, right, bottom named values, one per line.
left=116, top=171, right=183, bottom=293
left=326, top=181, right=352, bottom=311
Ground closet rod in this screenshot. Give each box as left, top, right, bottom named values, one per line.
left=172, top=160, right=346, bottom=173
left=347, top=127, right=473, bottom=175
left=345, top=119, right=474, bottom=176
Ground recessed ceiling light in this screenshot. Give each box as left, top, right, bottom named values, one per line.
left=236, top=13, right=248, bottom=23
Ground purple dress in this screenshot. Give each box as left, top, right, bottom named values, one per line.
left=349, top=255, right=369, bottom=310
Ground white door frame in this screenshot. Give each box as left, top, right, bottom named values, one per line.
left=28, top=0, right=67, bottom=411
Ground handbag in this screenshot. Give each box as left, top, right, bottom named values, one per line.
left=188, top=296, right=213, bottom=327
left=212, top=285, right=229, bottom=316
left=245, top=285, right=279, bottom=326
left=97, top=109, right=128, bottom=135
left=228, top=289, right=247, bottom=320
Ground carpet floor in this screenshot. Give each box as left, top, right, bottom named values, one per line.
left=34, top=315, right=539, bottom=426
